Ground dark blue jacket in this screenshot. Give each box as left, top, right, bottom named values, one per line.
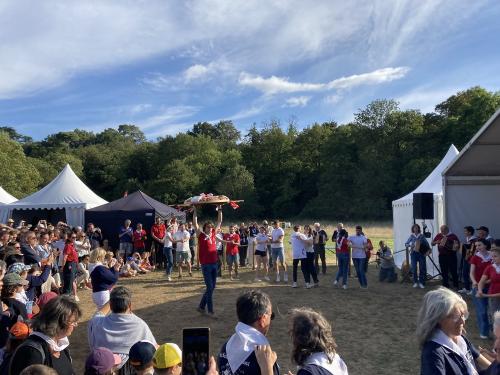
left=90, top=265, right=119, bottom=293
left=421, top=335, right=479, bottom=375
left=26, top=265, right=51, bottom=301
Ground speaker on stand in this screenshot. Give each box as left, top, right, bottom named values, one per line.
left=413, top=192, right=441, bottom=279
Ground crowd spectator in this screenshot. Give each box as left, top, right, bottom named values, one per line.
left=477, top=226, right=494, bottom=245
left=238, top=223, right=249, bottom=268
left=416, top=287, right=490, bottom=374
left=313, top=223, right=328, bottom=276
left=21, top=232, right=41, bottom=266
left=61, top=233, right=78, bottom=297
left=118, top=220, right=134, bottom=260
left=84, top=347, right=121, bottom=375
left=290, top=225, right=310, bottom=288
left=128, top=340, right=156, bottom=375
left=1, top=272, right=29, bottom=323
left=76, top=255, right=91, bottom=290
left=173, top=223, right=191, bottom=279
left=218, top=290, right=279, bottom=375
left=458, top=226, right=476, bottom=295
left=86, top=223, right=103, bottom=250
left=162, top=227, right=174, bottom=282
left=151, top=218, right=166, bottom=270
left=254, top=227, right=270, bottom=282
left=333, top=229, right=349, bottom=289
left=88, top=286, right=157, bottom=373
left=133, top=224, right=147, bottom=255
left=378, top=241, right=397, bottom=283
left=0, top=321, right=31, bottom=374
left=289, top=307, right=348, bottom=375
left=152, top=343, right=182, bottom=375
left=223, top=225, right=240, bottom=280
left=478, top=246, right=500, bottom=315
left=348, top=226, right=368, bottom=289
left=303, top=225, right=319, bottom=287
left=89, top=249, right=120, bottom=309
left=270, top=221, right=287, bottom=283
left=9, top=295, right=81, bottom=374
left=19, top=365, right=58, bottom=375
left=431, top=225, right=460, bottom=289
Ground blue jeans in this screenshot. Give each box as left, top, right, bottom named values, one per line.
left=472, top=287, right=490, bottom=336
left=353, top=258, right=367, bottom=287
left=410, top=251, right=426, bottom=285
left=199, top=263, right=217, bottom=313
left=336, top=253, right=349, bottom=286
left=163, top=247, right=173, bottom=276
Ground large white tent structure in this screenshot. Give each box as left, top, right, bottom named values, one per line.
left=444, top=109, right=500, bottom=238
left=392, top=145, right=459, bottom=276
left=0, top=187, right=17, bottom=204
left=0, top=164, right=107, bottom=227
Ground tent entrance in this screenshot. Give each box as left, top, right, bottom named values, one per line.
left=12, top=208, right=66, bottom=227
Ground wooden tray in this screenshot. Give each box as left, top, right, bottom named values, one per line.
left=170, top=199, right=243, bottom=207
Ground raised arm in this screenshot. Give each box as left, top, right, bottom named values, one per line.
left=216, top=205, right=223, bottom=230
left=193, top=207, right=201, bottom=235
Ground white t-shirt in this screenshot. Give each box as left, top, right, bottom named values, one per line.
left=271, top=227, right=285, bottom=248
left=255, top=233, right=269, bottom=252
left=163, top=232, right=173, bottom=248
left=304, top=235, right=314, bottom=253
left=174, top=230, right=190, bottom=252
left=348, top=235, right=367, bottom=259
left=53, top=239, right=65, bottom=267
left=291, top=232, right=307, bottom=259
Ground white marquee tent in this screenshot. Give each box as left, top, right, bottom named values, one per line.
left=0, top=164, right=107, bottom=227
left=0, top=187, right=17, bottom=204
left=444, top=109, right=500, bottom=238
left=392, top=145, right=459, bottom=276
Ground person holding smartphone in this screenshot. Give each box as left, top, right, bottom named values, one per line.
left=193, top=205, right=223, bottom=317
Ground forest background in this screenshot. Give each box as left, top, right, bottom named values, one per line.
left=1, top=86, right=499, bottom=221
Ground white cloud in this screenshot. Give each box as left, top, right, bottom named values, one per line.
left=283, top=96, right=311, bottom=108
left=239, top=67, right=409, bottom=95
left=323, top=94, right=342, bottom=104
left=183, top=64, right=210, bottom=83
left=137, top=106, right=200, bottom=130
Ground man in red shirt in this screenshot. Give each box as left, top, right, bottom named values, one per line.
left=432, top=225, right=460, bottom=289
left=193, top=205, right=222, bottom=317
left=223, top=225, right=240, bottom=280
left=151, top=217, right=166, bottom=269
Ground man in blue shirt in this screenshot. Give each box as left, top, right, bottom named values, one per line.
left=119, top=219, right=133, bottom=260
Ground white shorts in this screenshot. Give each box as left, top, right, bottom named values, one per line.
left=92, top=290, right=110, bottom=309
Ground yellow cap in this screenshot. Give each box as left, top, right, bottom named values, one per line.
left=153, top=343, right=182, bottom=369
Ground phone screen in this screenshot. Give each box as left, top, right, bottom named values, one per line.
left=182, top=327, right=210, bottom=375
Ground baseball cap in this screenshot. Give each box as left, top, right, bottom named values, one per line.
left=85, top=347, right=121, bottom=375
left=3, top=272, right=29, bottom=286
left=476, top=226, right=489, bottom=232
left=129, top=340, right=156, bottom=367
left=37, top=292, right=58, bottom=310
left=153, top=343, right=182, bottom=369
left=10, top=321, right=30, bottom=339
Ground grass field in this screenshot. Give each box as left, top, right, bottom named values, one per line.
left=67, top=222, right=487, bottom=374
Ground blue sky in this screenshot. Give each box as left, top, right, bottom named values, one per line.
left=1, top=1, right=500, bottom=140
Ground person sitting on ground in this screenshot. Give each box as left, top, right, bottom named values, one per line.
left=129, top=340, right=157, bottom=375
left=88, top=286, right=157, bottom=374
left=128, top=253, right=147, bottom=274
left=76, top=255, right=91, bottom=290
left=140, top=252, right=155, bottom=272
left=9, top=295, right=81, bottom=375
left=84, top=347, right=122, bottom=375
left=416, top=287, right=490, bottom=374
left=218, top=290, right=279, bottom=375
left=121, top=258, right=138, bottom=278
left=378, top=241, right=397, bottom=283
left=289, top=307, right=348, bottom=375
left=19, top=365, right=58, bottom=375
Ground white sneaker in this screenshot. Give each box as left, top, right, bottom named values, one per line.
left=264, top=276, right=270, bottom=281
left=333, top=280, right=338, bottom=286
left=413, top=283, right=418, bottom=288
left=254, top=278, right=262, bottom=282
left=305, top=283, right=312, bottom=289
left=284, top=274, right=288, bottom=282
left=418, top=283, right=425, bottom=289
left=276, top=274, right=280, bottom=282
left=167, top=276, right=172, bottom=282
left=342, top=285, right=347, bottom=290
left=480, top=335, right=489, bottom=339
left=292, top=282, right=298, bottom=288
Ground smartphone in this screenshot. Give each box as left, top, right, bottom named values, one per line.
left=182, top=327, right=210, bottom=375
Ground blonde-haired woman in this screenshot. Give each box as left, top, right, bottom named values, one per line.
left=89, top=247, right=120, bottom=309
left=417, top=287, right=490, bottom=374
left=289, top=307, right=348, bottom=375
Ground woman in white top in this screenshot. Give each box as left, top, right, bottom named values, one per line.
left=303, top=225, right=319, bottom=287
left=291, top=225, right=311, bottom=289
left=163, top=226, right=174, bottom=281
left=254, top=226, right=270, bottom=281
left=74, top=232, right=91, bottom=257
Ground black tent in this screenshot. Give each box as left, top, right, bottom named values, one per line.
left=85, top=191, right=186, bottom=250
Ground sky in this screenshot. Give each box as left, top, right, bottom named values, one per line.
left=1, top=0, right=500, bottom=140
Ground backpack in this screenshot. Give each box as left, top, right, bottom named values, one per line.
left=8, top=338, right=46, bottom=374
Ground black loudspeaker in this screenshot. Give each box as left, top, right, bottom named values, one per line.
left=413, top=193, right=434, bottom=220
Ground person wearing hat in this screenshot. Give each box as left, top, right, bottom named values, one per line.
left=153, top=343, right=182, bottom=375
left=1, top=272, right=29, bottom=322
left=129, top=340, right=156, bottom=375
left=0, top=321, right=31, bottom=373
left=85, top=347, right=121, bottom=375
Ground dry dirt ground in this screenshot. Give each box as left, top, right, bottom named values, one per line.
left=69, top=257, right=488, bottom=375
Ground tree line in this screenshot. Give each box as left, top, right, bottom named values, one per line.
left=1, top=86, right=499, bottom=221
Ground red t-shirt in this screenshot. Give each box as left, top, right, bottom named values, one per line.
left=151, top=224, right=166, bottom=241
left=469, top=254, right=492, bottom=283
left=198, top=231, right=217, bottom=264
left=133, top=229, right=147, bottom=249
left=64, top=243, right=78, bottom=263
left=336, top=237, right=349, bottom=254
left=224, top=233, right=240, bottom=256
left=483, top=264, right=500, bottom=295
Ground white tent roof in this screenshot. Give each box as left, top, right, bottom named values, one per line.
left=393, top=145, right=459, bottom=204
left=5, top=164, right=107, bottom=209
left=0, top=187, right=17, bottom=204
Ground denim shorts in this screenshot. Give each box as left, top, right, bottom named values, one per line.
left=271, top=247, right=285, bottom=263
left=226, top=253, right=239, bottom=266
